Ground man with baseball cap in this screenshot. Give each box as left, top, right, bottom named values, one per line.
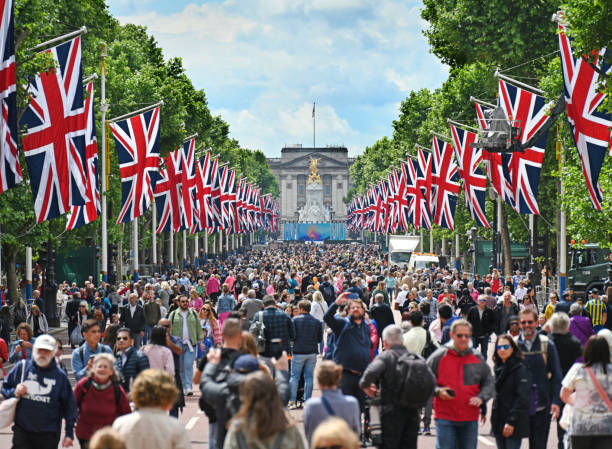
left=585, top=288, right=606, bottom=332
left=1, top=334, right=77, bottom=449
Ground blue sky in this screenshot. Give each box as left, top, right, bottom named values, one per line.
left=107, top=0, right=448, bottom=156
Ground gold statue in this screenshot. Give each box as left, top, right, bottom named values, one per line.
left=307, top=156, right=322, bottom=185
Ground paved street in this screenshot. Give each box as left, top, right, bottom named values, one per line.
left=0, top=321, right=561, bottom=449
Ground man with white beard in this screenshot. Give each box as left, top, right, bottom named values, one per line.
left=1, top=334, right=77, bottom=449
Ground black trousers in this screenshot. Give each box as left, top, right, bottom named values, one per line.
left=528, top=408, right=551, bottom=449
left=12, top=425, right=60, bottom=449
left=381, top=407, right=419, bottom=449
left=571, top=435, right=612, bottom=449
left=340, top=370, right=366, bottom=412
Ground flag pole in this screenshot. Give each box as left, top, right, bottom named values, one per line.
left=29, top=26, right=87, bottom=52
left=447, top=119, right=479, bottom=132
left=494, top=70, right=544, bottom=96
left=313, top=102, right=316, bottom=149
left=100, top=43, right=109, bottom=283
left=469, top=96, right=496, bottom=109
left=430, top=130, right=451, bottom=141
left=108, top=100, right=164, bottom=123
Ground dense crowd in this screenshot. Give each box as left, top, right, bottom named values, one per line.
left=0, top=242, right=611, bottom=449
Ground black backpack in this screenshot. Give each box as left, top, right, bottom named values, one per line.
left=421, top=330, right=437, bottom=359
left=390, top=351, right=436, bottom=409
left=320, top=283, right=335, bottom=304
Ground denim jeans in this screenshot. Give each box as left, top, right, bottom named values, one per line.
left=289, top=353, right=317, bottom=402
left=143, top=324, right=153, bottom=345
left=495, top=435, right=522, bottom=449
left=132, top=333, right=143, bottom=349
left=472, top=335, right=489, bottom=359
left=528, top=407, right=551, bottom=449
left=386, top=287, right=394, bottom=301
left=435, top=419, right=478, bottom=449
left=180, top=343, right=196, bottom=391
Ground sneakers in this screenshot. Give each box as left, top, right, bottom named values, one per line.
left=287, top=401, right=298, bottom=410
left=184, top=389, right=193, bottom=396
left=423, top=427, right=431, bottom=435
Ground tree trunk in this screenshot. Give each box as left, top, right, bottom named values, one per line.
left=6, top=245, right=18, bottom=304
left=500, top=207, right=513, bottom=276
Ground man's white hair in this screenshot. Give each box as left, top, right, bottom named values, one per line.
left=382, top=325, right=403, bottom=346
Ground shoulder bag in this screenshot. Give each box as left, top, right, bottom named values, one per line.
left=0, top=360, right=26, bottom=429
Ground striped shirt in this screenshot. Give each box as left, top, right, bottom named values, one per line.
left=585, top=298, right=606, bottom=326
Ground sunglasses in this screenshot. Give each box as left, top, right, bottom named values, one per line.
left=117, top=336, right=130, bottom=341
left=520, top=320, right=534, bottom=325
left=496, top=344, right=511, bottom=350
left=454, top=333, right=471, bottom=339
left=179, top=300, right=189, bottom=304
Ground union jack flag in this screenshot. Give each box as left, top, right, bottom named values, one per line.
left=110, top=106, right=160, bottom=223
left=430, top=136, right=460, bottom=229
left=196, top=151, right=222, bottom=233
left=0, top=0, right=20, bottom=193
left=498, top=79, right=554, bottom=214
left=153, top=149, right=182, bottom=233
left=388, top=169, right=401, bottom=233
left=21, top=36, right=88, bottom=223
left=401, top=158, right=431, bottom=230
left=66, top=82, right=98, bottom=230
left=395, top=167, right=410, bottom=232
left=219, top=165, right=236, bottom=232
left=558, top=24, right=611, bottom=210
left=210, top=160, right=223, bottom=233
left=180, top=137, right=196, bottom=229
left=416, top=148, right=433, bottom=230
left=474, top=102, right=513, bottom=203
left=449, top=124, right=489, bottom=227
left=378, top=180, right=389, bottom=233
left=234, top=176, right=246, bottom=233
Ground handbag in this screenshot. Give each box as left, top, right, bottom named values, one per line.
left=0, top=360, right=26, bottom=429
left=70, top=323, right=84, bottom=347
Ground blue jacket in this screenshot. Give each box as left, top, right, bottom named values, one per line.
left=324, top=303, right=371, bottom=373
left=303, top=388, right=360, bottom=444
left=71, top=342, right=113, bottom=381
left=292, top=313, right=322, bottom=354
left=115, top=346, right=150, bottom=392
left=217, top=294, right=236, bottom=314
left=1, top=359, right=77, bottom=438
left=9, top=338, right=35, bottom=362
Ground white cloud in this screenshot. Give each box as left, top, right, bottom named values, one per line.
left=112, top=0, right=448, bottom=156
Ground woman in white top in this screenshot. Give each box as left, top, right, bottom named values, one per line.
left=310, top=291, right=328, bottom=354
left=560, top=335, right=612, bottom=449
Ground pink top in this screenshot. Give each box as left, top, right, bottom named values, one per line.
left=266, top=285, right=275, bottom=295
left=141, top=344, right=175, bottom=376
left=225, top=275, right=235, bottom=291
left=189, top=297, right=203, bottom=311
left=206, top=277, right=220, bottom=295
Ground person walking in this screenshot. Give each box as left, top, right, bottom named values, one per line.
left=9, top=322, right=35, bottom=362
left=119, top=293, right=146, bottom=349
left=73, top=353, right=131, bottom=449
left=216, top=283, right=236, bottom=326
left=252, top=295, right=295, bottom=359
left=560, top=335, right=612, bottom=449
left=467, top=294, right=496, bottom=359
left=585, top=288, right=607, bottom=333
left=360, top=324, right=436, bottom=449
left=288, top=299, right=322, bottom=409
left=370, top=293, right=395, bottom=344
left=26, top=304, right=49, bottom=337
left=303, top=360, right=360, bottom=445
left=112, top=369, right=192, bottom=449
left=491, top=334, right=531, bottom=449
left=143, top=294, right=161, bottom=345
left=223, top=370, right=304, bottom=449
left=570, top=302, right=595, bottom=346
left=515, top=309, right=563, bottom=449
left=1, top=334, right=77, bottom=449
left=427, top=319, right=495, bottom=449
left=168, top=294, right=204, bottom=395
left=141, top=325, right=175, bottom=376
left=114, top=327, right=150, bottom=394
left=71, top=319, right=113, bottom=382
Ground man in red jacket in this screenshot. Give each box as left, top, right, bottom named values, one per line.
left=426, top=319, right=494, bottom=449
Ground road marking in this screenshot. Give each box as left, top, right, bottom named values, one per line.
left=185, top=417, right=199, bottom=430
left=478, top=436, right=495, bottom=446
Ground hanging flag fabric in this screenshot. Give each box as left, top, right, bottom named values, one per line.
left=498, top=79, right=553, bottom=215
left=180, top=137, right=196, bottom=229
left=0, top=0, right=20, bottom=193
left=449, top=124, right=490, bottom=227
left=66, top=81, right=99, bottom=230
left=196, top=151, right=221, bottom=233
left=558, top=24, right=611, bottom=210
left=219, top=166, right=236, bottom=232
left=109, top=106, right=160, bottom=223
left=378, top=180, right=389, bottom=233
left=153, top=149, right=182, bottom=232
left=210, top=160, right=223, bottom=233
left=474, top=102, right=512, bottom=202
left=416, top=148, right=433, bottom=230
left=401, top=159, right=430, bottom=230
left=20, top=36, right=88, bottom=223
left=430, top=136, right=460, bottom=229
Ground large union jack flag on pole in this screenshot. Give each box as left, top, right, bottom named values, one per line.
left=109, top=106, right=160, bottom=223
left=498, top=79, right=553, bottom=215
left=21, top=36, right=88, bottom=223
left=180, top=137, right=196, bottom=229
left=430, top=136, right=460, bottom=229
left=0, top=0, right=20, bottom=193
left=66, top=81, right=99, bottom=230
left=153, top=149, right=182, bottom=233
left=558, top=24, right=611, bottom=210
left=401, top=158, right=431, bottom=230
left=449, top=123, right=490, bottom=227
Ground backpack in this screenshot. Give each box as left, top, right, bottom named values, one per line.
left=421, top=330, right=437, bottom=358
left=513, top=334, right=549, bottom=370
left=78, top=378, right=122, bottom=409
left=249, top=311, right=266, bottom=353
left=390, top=351, right=436, bottom=409
left=320, top=283, right=335, bottom=304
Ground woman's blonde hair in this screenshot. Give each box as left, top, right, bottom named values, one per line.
left=88, top=427, right=127, bottom=449
left=88, top=353, right=121, bottom=383
left=316, top=360, right=343, bottom=388
left=311, top=417, right=360, bottom=449
left=239, top=331, right=258, bottom=357
left=312, top=290, right=324, bottom=304
left=130, top=369, right=178, bottom=408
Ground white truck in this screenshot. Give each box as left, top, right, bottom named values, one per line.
left=388, top=235, right=421, bottom=268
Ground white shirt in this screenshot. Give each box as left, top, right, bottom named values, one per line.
left=180, top=310, right=190, bottom=344
left=130, top=304, right=137, bottom=317
left=515, top=287, right=528, bottom=300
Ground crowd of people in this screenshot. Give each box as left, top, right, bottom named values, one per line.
left=0, top=241, right=611, bottom=449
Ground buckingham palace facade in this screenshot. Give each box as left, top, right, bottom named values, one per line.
left=267, top=145, right=354, bottom=224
